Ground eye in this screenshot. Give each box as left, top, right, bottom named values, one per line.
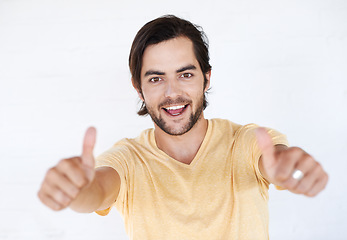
left=180, top=73, right=193, bottom=79
left=149, top=77, right=162, bottom=83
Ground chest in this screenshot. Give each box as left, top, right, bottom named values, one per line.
left=130, top=154, right=233, bottom=215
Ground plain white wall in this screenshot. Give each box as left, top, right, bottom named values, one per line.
left=1, top=0, right=346, bottom=239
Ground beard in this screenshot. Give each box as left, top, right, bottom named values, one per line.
left=145, top=94, right=205, bottom=136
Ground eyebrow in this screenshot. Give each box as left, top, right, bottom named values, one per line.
left=143, top=64, right=197, bottom=77
left=176, top=64, right=197, bottom=73
left=144, top=70, right=165, bottom=77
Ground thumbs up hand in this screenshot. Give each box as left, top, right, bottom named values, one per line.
left=255, top=127, right=328, bottom=197
left=81, top=127, right=97, bottom=181
left=38, top=127, right=97, bottom=211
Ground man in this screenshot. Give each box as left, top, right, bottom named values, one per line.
left=38, top=15, right=328, bottom=239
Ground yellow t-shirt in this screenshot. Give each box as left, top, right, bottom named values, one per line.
left=95, top=119, right=288, bottom=240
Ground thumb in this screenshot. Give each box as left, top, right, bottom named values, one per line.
left=255, top=127, right=276, bottom=168
left=81, top=127, right=96, bottom=179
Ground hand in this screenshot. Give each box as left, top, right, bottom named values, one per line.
left=255, top=127, right=328, bottom=197
left=38, top=127, right=97, bottom=210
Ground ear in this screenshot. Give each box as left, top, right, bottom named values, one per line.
left=204, top=70, right=211, bottom=92
left=132, top=78, right=144, bottom=101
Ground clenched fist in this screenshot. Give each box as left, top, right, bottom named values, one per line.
left=256, top=127, right=328, bottom=197
left=38, top=127, right=97, bottom=211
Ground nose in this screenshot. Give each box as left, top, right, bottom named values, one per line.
left=164, top=78, right=182, bottom=98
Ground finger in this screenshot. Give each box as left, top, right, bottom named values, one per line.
left=38, top=191, right=64, bottom=211
left=45, top=166, right=80, bottom=199
left=306, top=173, right=329, bottom=197
left=294, top=163, right=321, bottom=194
left=290, top=154, right=317, bottom=191
left=39, top=181, right=72, bottom=210
left=57, top=158, right=90, bottom=188
left=294, top=161, right=326, bottom=195
left=255, top=127, right=276, bottom=167
left=81, top=127, right=96, bottom=169
left=275, top=147, right=303, bottom=185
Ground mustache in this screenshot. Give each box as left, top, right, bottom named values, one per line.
left=158, top=97, right=192, bottom=108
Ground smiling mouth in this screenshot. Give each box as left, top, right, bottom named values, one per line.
left=163, top=104, right=189, bottom=116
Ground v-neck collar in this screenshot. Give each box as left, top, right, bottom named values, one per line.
left=149, top=119, right=213, bottom=168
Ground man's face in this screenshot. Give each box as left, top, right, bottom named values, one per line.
left=138, top=36, right=210, bottom=136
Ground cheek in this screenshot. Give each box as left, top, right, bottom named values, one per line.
left=187, top=84, right=205, bottom=98
left=141, top=87, right=161, bottom=104
left=186, top=76, right=206, bottom=92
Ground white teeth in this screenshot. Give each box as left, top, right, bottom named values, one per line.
left=165, top=105, right=185, bottom=110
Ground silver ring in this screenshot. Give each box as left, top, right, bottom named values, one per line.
left=292, top=169, right=304, bottom=180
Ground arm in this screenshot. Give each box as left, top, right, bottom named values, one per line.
left=69, top=167, right=121, bottom=213
left=256, top=128, right=328, bottom=197
left=258, top=144, right=288, bottom=183
left=38, top=127, right=121, bottom=213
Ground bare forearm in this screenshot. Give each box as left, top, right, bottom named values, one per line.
left=69, top=176, right=105, bottom=213
left=69, top=167, right=120, bottom=213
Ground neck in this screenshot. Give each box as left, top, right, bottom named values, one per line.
left=154, top=114, right=208, bottom=165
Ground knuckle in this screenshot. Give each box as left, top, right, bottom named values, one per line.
left=44, top=169, right=61, bottom=186
left=289, top=147, right=302, bottom=154
left=275, top=169, right=289, bottom=182
left=59, top=157, right=80, bottom=168
left=311, top=161, right=321, bottom=171
left=40, top=183, right=52, bottom=196
left=303, top=154, right=315, bottom=163
left=59, top=157, right=83, bottom=172
left=47, top=167, right=57, bottom=176
left=58, top=158, right=72, bottom=168
left=313, top=164, right=324, bottom=176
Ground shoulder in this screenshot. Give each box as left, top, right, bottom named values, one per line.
left=209, top=118, right=243, bottom=133
left=209, top=118, right=257, bottom=139
left=234, top=123, right=260, bottom=140
left=231, top=122, right=288, bottom=150
left=99, top=127, right=155, bottom=159
left=96, top=129, right=153, bottom=157
left=209, top=119, right=286, bottom=144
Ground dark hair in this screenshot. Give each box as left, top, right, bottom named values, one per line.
left=129, top=15, right=212, bottom=116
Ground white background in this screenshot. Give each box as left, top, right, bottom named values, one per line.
left=1, top=0, right=346, bottom=239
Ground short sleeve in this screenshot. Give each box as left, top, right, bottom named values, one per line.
left=252, top=127, right=289, bottom=185
left=237, top=124, right=289, bottom=193
left=94, top=142, right=131, bottom=216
